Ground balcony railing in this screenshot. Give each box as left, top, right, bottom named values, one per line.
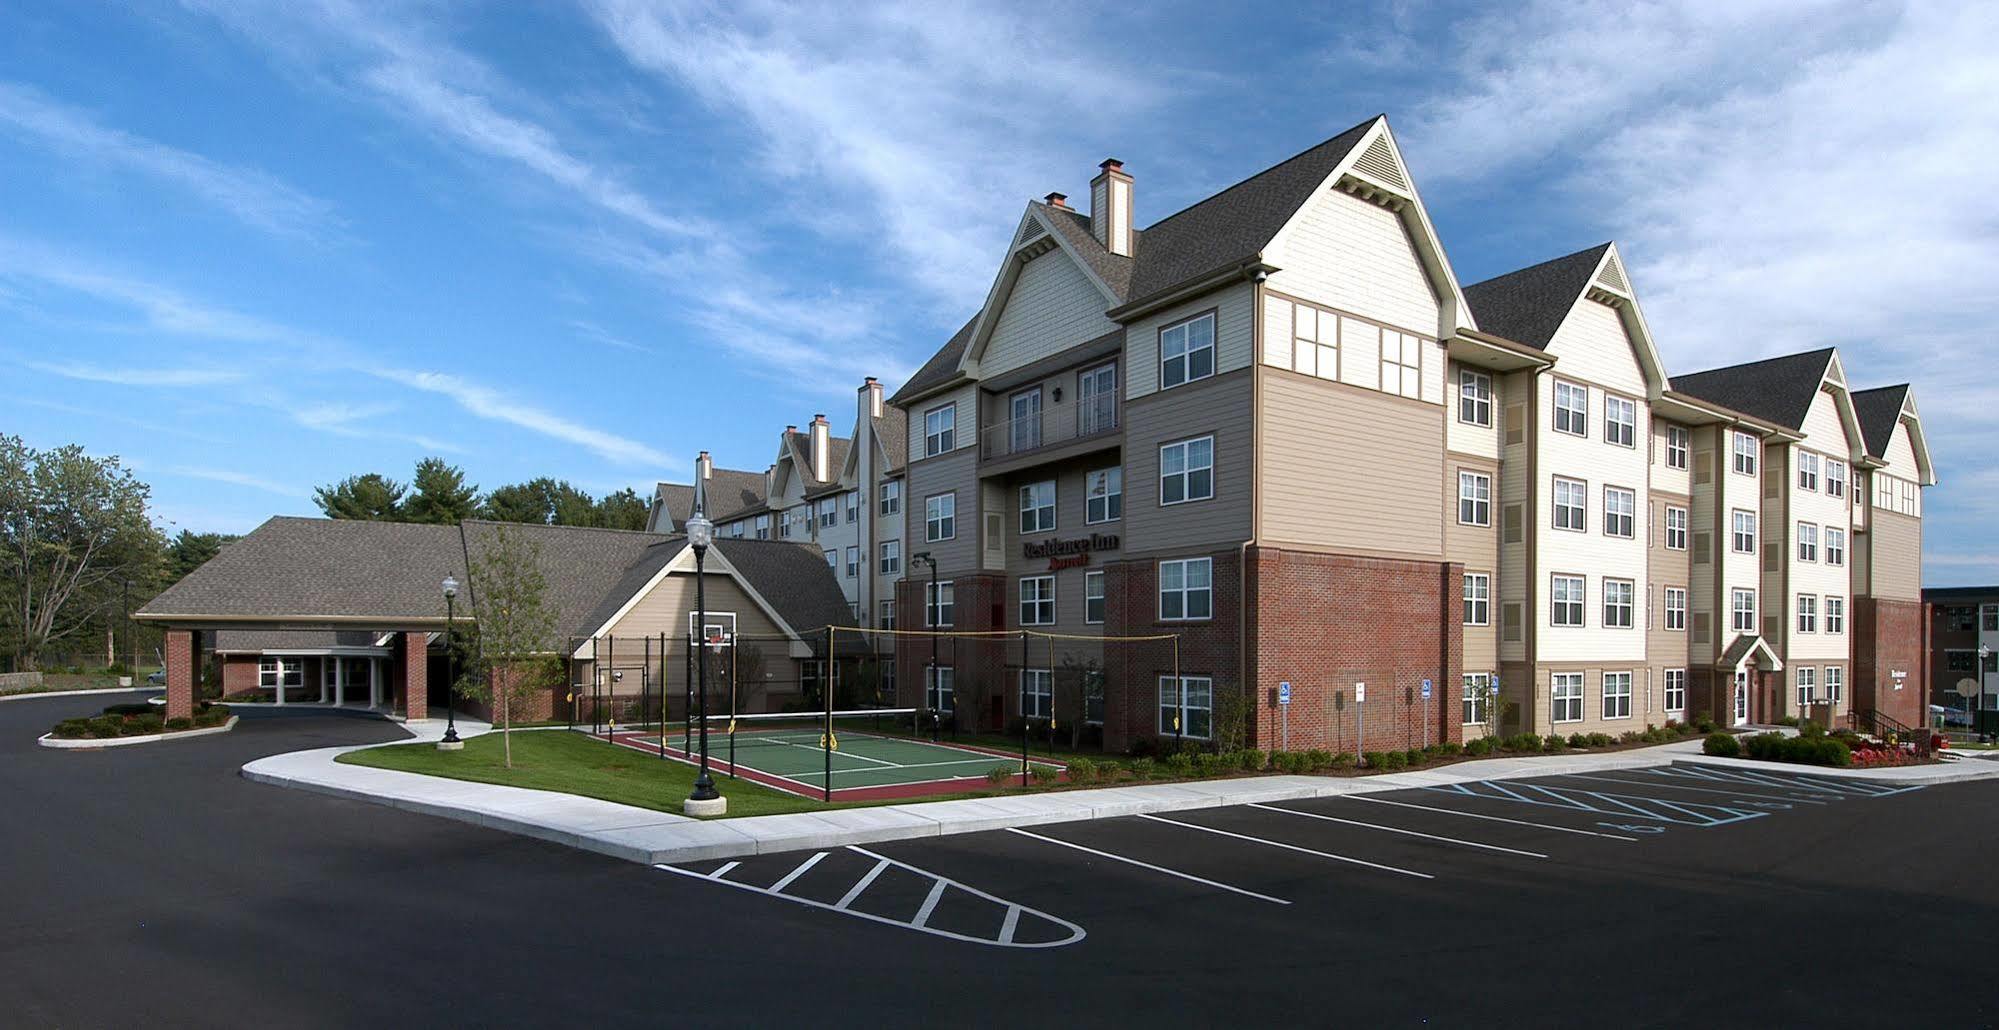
left=980, top=391, right=1119, bottom=461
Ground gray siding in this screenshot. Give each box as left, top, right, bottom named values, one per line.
left=901, top=445, right=980, bottom=576
left=1121, top=369, right=1253, bottom=558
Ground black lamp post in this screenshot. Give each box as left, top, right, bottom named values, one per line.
left=685, top=477, right=723, bottom=813
left=438, top=574, right=462, bottom=750
left=911, top=550, right=939, bottom=742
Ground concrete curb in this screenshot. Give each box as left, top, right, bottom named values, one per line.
left=2, top=686, right=158, bottom=703
left=1671, top=753, right=1999, bottom=786
left=39, top=716, right=239, bottom=749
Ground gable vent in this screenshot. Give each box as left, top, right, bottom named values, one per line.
left=1015, top=219, right=1048, bottom=247
left=1351, top=135, right=1409, bottom=192
left=1594, top=253, right=1629, bottom=294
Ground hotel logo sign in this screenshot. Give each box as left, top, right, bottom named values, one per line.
left=1022, top=533, right=1120, bottom=571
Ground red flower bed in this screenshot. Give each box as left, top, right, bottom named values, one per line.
left=1844, top=735, right=1929, bottom=768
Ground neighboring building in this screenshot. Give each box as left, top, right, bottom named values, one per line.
left=1925, top=586, right=1997, bottom=726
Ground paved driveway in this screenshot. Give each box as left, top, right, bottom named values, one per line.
left=3, top=692, right=1995, bottom=1028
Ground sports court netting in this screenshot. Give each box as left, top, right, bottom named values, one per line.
left=605, top=709, right=1056, bottom=802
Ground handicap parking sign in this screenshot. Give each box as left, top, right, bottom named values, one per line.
left=1421, top=678, right=1432, bottom=700
left=1277, top=681, right=1291, bottom=705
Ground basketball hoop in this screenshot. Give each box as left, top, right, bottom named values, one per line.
left=705, top=630, right=731, bottom=651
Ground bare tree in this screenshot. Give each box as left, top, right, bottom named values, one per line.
left=460, top=524, right=562, bottom=768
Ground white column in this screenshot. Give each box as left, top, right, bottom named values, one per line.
left=318, top=660, right=329, bottom=704
left=333, top=659, right=346, bottom=707
left=370, top=658, right=382, bottom=709
left=275, top=663, right=286, bottom=706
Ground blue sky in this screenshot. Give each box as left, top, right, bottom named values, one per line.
left=2, top=1, right=1994, bottom=584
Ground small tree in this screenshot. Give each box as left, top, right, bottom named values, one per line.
left=461, top=524, right=562, bottom=768
left=1480, top=680, right=1511, bottom=740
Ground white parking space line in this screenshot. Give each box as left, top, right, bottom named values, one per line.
left=911, top=880, right=948, bottom=928
left=1246, top=803, right=1548, bottom=859
left=768, top=851, right=827, bottom=895
left=1005, top=828, right=1291, bottom=905
left=1345, top=794, right=1640, bottom=841
left=708, top=861, right=740, bottom=880
left=1137, top=814, right=1434, bottom=880
left=1549, top=772, right=1824, bottom=805
left=835, top=858, right=891, bottom=910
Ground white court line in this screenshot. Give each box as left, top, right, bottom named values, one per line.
left=708, top=861, right=740, bottom=880
left=1247, top=803, right=1548, bottom=859
left=998, top=906, right=1022, bottom=945
left=1005, top=828, right=1290, bottom=905
left=836, top=859, right=892, bottom=910
left=768, top=852, right=827, bottom=895
left=1345, top=794, right=1639, bottom=841
left=1550, top=772, right=1827, bottom=804
left=911, top=880, right=949, bottom=928
left=1137, top=814, right=1433, bottom=880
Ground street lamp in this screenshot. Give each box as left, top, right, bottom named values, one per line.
left=684, top=475, right=725, bottom=815
left=438, top=574, right=463, bottom=751
left=910, top=551, right=940, bottom=742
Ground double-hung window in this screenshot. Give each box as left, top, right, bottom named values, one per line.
left=1020, top=669, right=1052, bottom=719
left=1019, top=575, right=1055, bottom=626
left=1665, top=587, right=1688, bottom=631
left=1552, top=575, right=1585, bottom=627
left=1554, top=380, right=1588, bottom=436
left=845, top=492, right=859, bottom=524
left=1458, top=471, right=1491, bottom=526
left=259, top=658, right=302, bottom=690
left=1084, top=571, right=1106, bottom=624
left=1380, top=331, right=1422, bottom=399
left=754, top=514, right=770, bottom=540
left=1605, top=395, right=1636, bottom=447
left=879, top=540, right=901, bottom=576
left=926, top=666, right=955, bottom=713
left=1825, top=595, right=1845, bottom=634
left=824, top=549, right=838, bottom=570
left=1665, top=669, right=1688, bottom=713
left=1159, top=558, right=1213, bottom=621
left=1825, top=527, right=1845, bottom=566
left=1554, top=477, right=1587, bottom=531
left=844, top=545, right=859, bottom=578
left=1604, top=579, right=1635, bottom=628
left=1796, top=667, right=1817, bottom=706
left=1732, top=431, right=1758, bottom=475
left=1604, top=487, right=1635, bottom=538
left=1732, top=588, right=1757, bottom=632
left=1797, top=452, right=1820, bottom=491
left=925, top=581, right=955, bottom=627
left=923, top=403, right=956, bottom=456
left=1462, top=672, right=1491, bottom=726
left=1086, top=467, right=1122, bottom=524
left=1160, top=313, right=1216, bottom=389
left=1459, top=370, right=1492, bottom=426
left=1797, top=522, right=1818, bottom=562
left=1666, top=425, right=1690, bottom=470
left=1603, top=672, right=1633, bottom=719
left=818, top=498, right=839, bottom=528
left=879, top=480, right=901, bottom=517
left=1665, top=506, right=1688, bottom=550
left=925, top=493, right=955, bottom=542
left=1732, top=510, right=1757, bottom=554
left=1796, top=594, right=1817, bottom=633
left=1158, top=675, right=1213, bottom=739
left=1825, top=460, right=1846, bottom=499
left=1551, top=673, right=1584, bottom=723
left=1160, top=436, right=1214, bottom=505
left=878, top=599, right=896, bottom=631
left=1463, top=573, right=1490, bottom=626
left=1019, top=480, right=1055, bottom=534
left=1825, top=667, right=1844, bottom=704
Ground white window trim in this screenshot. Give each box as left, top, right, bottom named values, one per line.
left=1085, top=466, right=1123, bottom=525
left=1019, top=575, right=1055, bottom=626
left=1084, top=570, right=1106, bottom=625
left=1158, top=557, right=1213, bottom=622
left=1551, top=574, right=1586, bottom=628
left=1551, top=672, right=1585, bottom=723
left=1603, top=486, right=1636, bottom=539
left=1665, top=425, right=1690, bottom=470
left=923, top=403, right=956, bottom=457
left=1553, top=476, right=1587, bottom=533
left=1019, top=480, right=1056, bottom=535
left=925, top=492, right=956, bottom=542
left=1602, top=671, right=1634, bottom=720
left=1604, top=578, right=1635, bottom=629
left=1157, top=675, right=1213, bottom=740
left=1458, top=470, right=1491, bottom=527
left=1463, top=572, right=1491, bottom=626
left=1459, top=369, right=1492, bottom=427
left=1664, top=669, right=1688, bottom=714
left=1665, top=506, right=1688, bottom=550
left=1159, top=435, right=1215, bottom=506
left=1159, top=312, right=1217, bottom=391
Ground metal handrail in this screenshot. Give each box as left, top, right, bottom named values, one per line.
left=979, top=391, right=1119, bottom=461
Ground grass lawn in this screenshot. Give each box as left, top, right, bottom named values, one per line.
left=337, top=730, right=827, bottom=819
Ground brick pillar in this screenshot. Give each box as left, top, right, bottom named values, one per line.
left=403, top=631, right=429, bottom=720
left=164, top=629, right=195, bottom=721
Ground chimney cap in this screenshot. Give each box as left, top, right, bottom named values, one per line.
left=1099, top=158, right=1124, bottom=171
left=1044, top=192, right=1068, bottom=208
left=785, top=425, right=797, bottom=433
left=812, top=413, right=828, bottom=424
left=698, top=449, right=710, bottom=458
left=863, top=376, right=878, bottom=386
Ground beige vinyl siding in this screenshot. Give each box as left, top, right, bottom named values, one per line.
left=1121, top=369, right=1253, bottom=557
left=604, top=569, right=788, bottom=642
left=1800, top=388, right=1852, bottom=458
left=1787, top=393, right=1857, bottom=665
left=1866, top=511, right=1922, bottom=601
left=1498, top=370, right=1534, bottom=663
left=1883, top=425, right=1919, bottom=481
left=1650, top=416, right=1691, bottom=497
left=902, top=445, right=979, bottom=575
left=1543, top=300, right=1647, bottom=397
left=1448, top=455, right=1499, bottom=675
left=1648, top=490, right=1693, bottom=672
left=1126, top=281, right=1255, bottom=400
left=1688, top=427, right=1719, bottom=660
left=1259, top=370, right=1443, bottom=560
left=977, top=248, right=1118, bottom=379
left=1263, top=188, right=1442, bottom=339
left=1446, top=360, right=1500, bottom=460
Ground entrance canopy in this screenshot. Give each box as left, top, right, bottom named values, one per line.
left=1717, top=634, right=1784, bottom=673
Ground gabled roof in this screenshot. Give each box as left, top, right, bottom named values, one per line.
left=1851, top=384, right=1911, bottom=458
left=1671, top=348, right=1838, bottom=431
left=1462, top=244, right=1612, bottom=351
left=1039, top=203, right=1133, bottom=302
left=1123, top=116, right=1378, bottom=306
left=1718, top=633, right=1784, bottom=672
left=777, top=429, right=852, bottom=498
left=653, top=467, right=769, bottom=529
left=873, top=407, right=907, bottom=473
left=888, top=315, right=977, bottom=407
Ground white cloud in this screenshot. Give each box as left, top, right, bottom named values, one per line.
left=27, top=360, right=244, bottom=387
left=384, top=368, right=673, bottom=468
left=0, top=81, right=337, bottom=240
left=167, top=464, right=308, bottom=498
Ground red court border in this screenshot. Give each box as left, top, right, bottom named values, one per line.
left=596, top=729, right=1067, bottom=803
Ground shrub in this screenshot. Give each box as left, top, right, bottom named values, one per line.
left=1544, top=734, right=1567, bottom=752
left=1240, top=748, right=1267, bottom=772
left=1194, top=752, right=1228, bottom=777
left=1377, top=750, right=1408, bottom=771
left=1128, top=757, right=1156, bottom=780
left=1587, top=733, right=1614, bottom=748
left=1435, top=742, right=1463, bottom=757
left=1504, top=733, right=1542, bottom=753
left=1330, top=751, right=1356, bottom=769
left=52, top=719, right=90, bottom=739
left=1030, top=763, right=1060, bottom=785
left=1566, top=733, right=1586, bottom=748
left=1694, top=715, right=1717, bottom=734
left=1774, top=715, right=1800, bottom=728
left=1066, top=757, right=1097, bottom=784
left=1285, top=751, right=1314, bottom=774
left=164, top=716, right=193, bottom=732
left=1463, top=737, right=1494, bottom=756
left=1799, top=721, right=1826, bottom=739
left=1361, top=751, right=1386, bottom=770
left=1306, top=748, right=1334, bottom=772
left=1703, top=732, right=1741, bottom=758
left=985, top=765, right=1014, bottom=786
left=103, top=703, right=152, bottom=717
left=86, top=717, right=123, bottom=739
left=1163, top=752, right=1195, bottom=778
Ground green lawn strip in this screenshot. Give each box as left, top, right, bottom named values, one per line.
left=338, top=730, right=823, bottom=819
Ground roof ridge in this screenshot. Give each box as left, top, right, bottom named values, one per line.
left=1675, top=345, right=1837, bottom=382
left=1135, top=114, right=1383, bottom=233
left=1464, top=242, right=1611, bottom=290
left=459, top=518, right=667, bottom=538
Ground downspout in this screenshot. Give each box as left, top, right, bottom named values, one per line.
left=1242, top=268, right=1268, bottom=743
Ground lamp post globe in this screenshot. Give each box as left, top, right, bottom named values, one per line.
left=438, top=574, right=462, bottom=750
left=685, top=514, right=722, bottom=810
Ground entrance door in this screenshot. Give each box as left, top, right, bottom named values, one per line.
left=1732, top=671, right=1749, bottom=726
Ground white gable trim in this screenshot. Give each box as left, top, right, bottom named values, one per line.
left=1814, top=355, right=1869, bottom=459
left=959, top=205, right=1120, bottom=372
left=1897, top=391, right=1937, bottom=485
left=1580, top=242, right=1670, bottom=395
left=568, top=546, right=806, bottom=659
left=1264, top=117, right=1478, bottom=341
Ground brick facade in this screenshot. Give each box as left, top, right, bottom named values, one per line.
left=1854, top=597, right=1925, bottom=729
left=220, top=655, right=259, bottom=697
left=1245, top=547, right=1460, bottom=754
left=164, top=628, right=194, bottom=721
left=892, top=573, right=1009, bottom=732
left=400, top=631, right=428, bottom=721
left=1102, top=549, right=1242, bottom=752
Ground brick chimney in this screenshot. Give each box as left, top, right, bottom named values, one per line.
left=696, top=450, right=712, bottom=480
left=858, top=377, right=883, bottom=420
left=1090, top=159, right=1133, bottom=257
left=1044, top=191, right=1068, bottom=210
left=810, top=415, right=831, bottom=482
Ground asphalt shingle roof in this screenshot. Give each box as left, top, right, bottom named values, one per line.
left=1850, top=384, right=1910, bottom=459
left=1038, top=202, right=1133, bottom=301
left=873, top=406, right=907, bottom=473
left=654, top=467, right=768, bottom=527
left=1461, top=244, right=1611, bottom=351
left=1670, top=348, right=1836, bottom=431
left=212, top=629, right=390, bottom=653
left=888, top=315, right=978, bottom=407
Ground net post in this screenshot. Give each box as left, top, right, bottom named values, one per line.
left=1173, top=635, right=1183, bottom=749
left=657, top=632, right=666, bottom=759
left=728, top=632, right=737, bottom=778
left=824, top=626, right=834, bottom=803
left=642, top=634, right=651, bottom=740
left=1021, top=629, right=1030, bottom=788
left=683, top=632, right=692, bottom=756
